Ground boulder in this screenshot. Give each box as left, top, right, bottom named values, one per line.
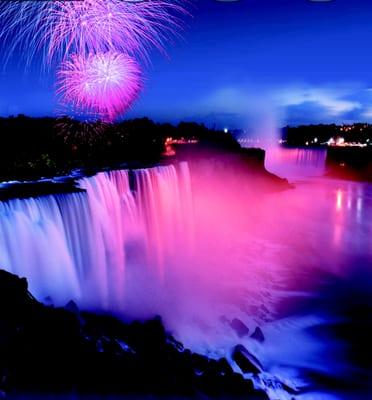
left=232, top=344, right=263, bottom=374
left=251, top=326, right=265, bottom=342
left=230, top=318, right=250, bottom=337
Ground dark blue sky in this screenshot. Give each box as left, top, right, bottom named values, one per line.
left=2, top=0, right=372, bottom=127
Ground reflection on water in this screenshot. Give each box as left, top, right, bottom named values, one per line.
left=253, top=178, right=372, bottom=394
left=174, top=148, right=372, bottom=400
left=262, top=151, right=371, bottom=399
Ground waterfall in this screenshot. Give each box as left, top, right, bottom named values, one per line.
left=0, top=163, right=193, bottom=311
left=265, top=147, right=328, bottom=179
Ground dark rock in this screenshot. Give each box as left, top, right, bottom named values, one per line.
left=65, top=300, right=79, bottom=314
left=251, top=326, right=265, bottom=342
left=0, top=270, right=37, bottom=319
left=191, top=353, right=210, bottom=374
left=44, top=296, right=54, bottom=306
left=0, top=181, right=83, bottom=201
left=251, top=390, right=271, bottom=400
left=232, top=344, right=263, bottom=374
left=217, top=357, right=234, bottom=376
left=230, top=318, right=250, bottom=337
left=166, top=335, right=184, bottom=351
left=0, top=269, right=267, bottom=398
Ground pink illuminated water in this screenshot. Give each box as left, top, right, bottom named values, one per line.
left=0, top=149, right=371, bottom=399
left=265, top=147, right=328, bottom=179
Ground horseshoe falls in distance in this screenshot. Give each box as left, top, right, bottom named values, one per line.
left=0, top=163, right=194, bottom=313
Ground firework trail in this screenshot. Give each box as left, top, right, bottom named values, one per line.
left=57, top=51, right=142, bottom=122
left=55, top=117, right=110, bottom=145
left=0, top=0, right=187, bottom=66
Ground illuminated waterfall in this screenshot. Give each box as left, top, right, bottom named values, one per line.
left=266, top=148, right=327, bottom=178
left=0, top=163, right=193, bottom=310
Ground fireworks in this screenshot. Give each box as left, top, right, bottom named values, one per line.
left=57, top=52, right=142, bottom=122
left=0, top=0, right=188, bottom=121
left=0, top=0, right=186, bottom=65
left=55, top=117, right=110, bottom=146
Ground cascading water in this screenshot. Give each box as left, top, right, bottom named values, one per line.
left=0, top=163, right=193, bottom=312
left=265, top=147, right=328, bottom=179
left=0, top=155, right=371, bottom=400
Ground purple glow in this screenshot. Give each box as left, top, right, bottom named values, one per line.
left=57, top=52, right=142, bottom=121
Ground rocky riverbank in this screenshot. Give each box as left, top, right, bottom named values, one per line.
left=171, top=144, right=291, bottom=193
left=0, top=270, right=269, bottom=399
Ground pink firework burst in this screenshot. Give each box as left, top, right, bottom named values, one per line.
left=57, top=52, right=142, bottom=122
left=0, top=0, right=188, bottom=66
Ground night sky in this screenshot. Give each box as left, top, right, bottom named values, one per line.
left=1, top=0, right=372, bottom=127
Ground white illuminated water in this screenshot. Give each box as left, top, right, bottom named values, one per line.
left=0, top=163, right=193, bottom=310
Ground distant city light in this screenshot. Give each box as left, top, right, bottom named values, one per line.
left=163, top=136, right=199, bottom=156
left=224, top=128, right=228, bottom=134
left=327, top=136, right=368, bottom=148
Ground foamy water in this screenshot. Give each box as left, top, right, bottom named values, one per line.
left=170, top=148, right=372, bottom=399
